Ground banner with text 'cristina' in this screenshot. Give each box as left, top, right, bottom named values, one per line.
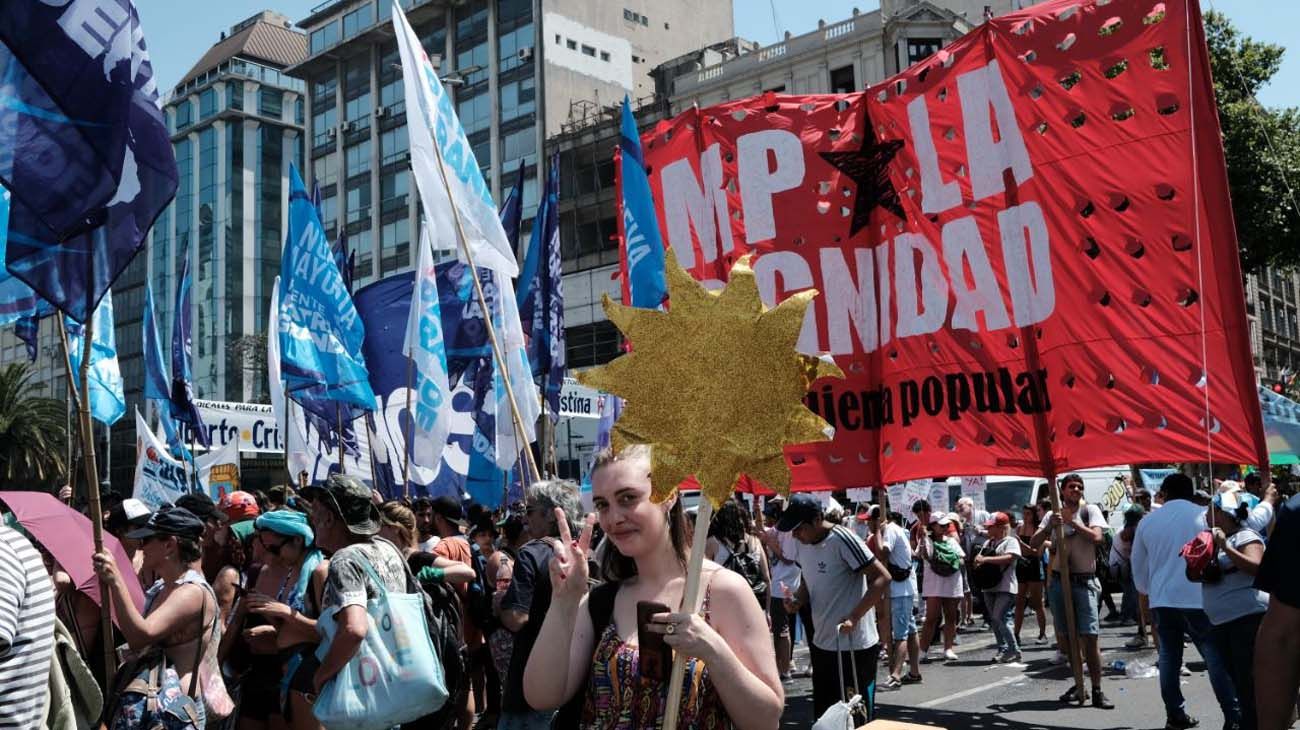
left=640, top=0, right=1265, bottom=488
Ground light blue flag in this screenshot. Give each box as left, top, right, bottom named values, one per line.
left=278, top=163, right=377, bottom=411
left=65, top=291, right=125, bottom=426
left=142, top=283, right=168, bottom=401
left=401, top=221, right=451, bottom=470
left=0, top=187, right=49, bottom=326
left=619, top=96, right=667, bottom=308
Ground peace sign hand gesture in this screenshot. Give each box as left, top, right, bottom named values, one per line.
left=549, top=509, right=595, bottom=606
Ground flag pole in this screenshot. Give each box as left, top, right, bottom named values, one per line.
left=55, top=319, right=82, bottom=491
left=402, top=354, right=414, bottom=500
left=59, top=312, right=115, bottom=690
left=427, top=147, right=541, bottom=485
left=336, top=404, right=346, bottom=474
left=283, top=384, right=291, bottom=483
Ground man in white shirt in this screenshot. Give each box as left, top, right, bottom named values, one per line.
left=874, top=508, right=921, bottom=689
left=1131, top=473, right=1237, bottom=730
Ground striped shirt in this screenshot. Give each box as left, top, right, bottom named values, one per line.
left=787, top=524, right=880, bottom=652
left=0, top=525, right=55, bottom=729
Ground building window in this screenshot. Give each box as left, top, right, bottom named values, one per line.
left=830, top=64, right=856, bottom=93
left=319, top=192, right=338, bottom=231
left=312, top=107, right=337, bottom=148
left=664, top=22, right=669, bottom=29
left=313, top=75, right=338, bottom=107
left=641, top=15, right=648, bottom=26
left=499, top=76, right=535, bottom=122
left=380, top=125, right=409, bottom=166
left=380, top=218, right=411, bottom=273
left=566, top=320, right=622, bottom=369
left=581, top=45, right=596, bottom=57
left=623, top=9, right=634, bottom=21
left=345, top=139, right=371, bottom=177
left=342, top=3, right=374, bottom=39
left=455, top=42, right=489, bottom=86
left=356, top=253, right=373, bottom=280
left=310, top=20, right=339, bottom=54
left=566, top=38, right=576, bottom=50
left=600, top=51, right=610, bottom=62
left=312, top=151, right=338, bottom=189
left=907, top=38, right=943, bottom=66
left=227, top=80, right=243, bottom=110
left=345, top=179, right=371, bottom=224
left=380, top=169, right=408, bottom=214
left=174, top=101, right=193, bottom=131
left=554, top=33, right=561, bottom=44
left=199, top=88, right=216, bottom=119
left=259, top=87, right=283, bottom=118
left=457, top=91, right=491, bottom=136
left=632, top=54, right=641, bottom=63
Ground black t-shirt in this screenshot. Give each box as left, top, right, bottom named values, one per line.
left=501, top=539, right=553, bottom=713
left=1256, top=493, right=1300, bottom=609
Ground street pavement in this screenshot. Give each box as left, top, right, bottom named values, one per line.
left=779, top=618, right=1234, bottom=729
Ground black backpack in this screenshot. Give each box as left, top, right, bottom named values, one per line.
left=410, top=554, right=467, bottom=730
left=464, top=542, right=498, bottom=633
left=722, top=540, right=769, bottom=604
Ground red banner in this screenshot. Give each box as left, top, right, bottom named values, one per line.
left=639, top=0, right=1265, bottom=488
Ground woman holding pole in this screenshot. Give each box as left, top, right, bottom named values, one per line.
left=523, top=445, right=783, bottom=729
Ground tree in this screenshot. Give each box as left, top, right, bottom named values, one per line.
left=0, top=363, right=67, bottom=489
left=1205, top=11, right=1300, bottom=271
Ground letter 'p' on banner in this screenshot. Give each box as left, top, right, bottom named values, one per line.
left=640, top=0, right=1266, bottom=489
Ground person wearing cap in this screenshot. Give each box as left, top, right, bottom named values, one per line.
left=176, top=491, right=230, bottom=583
left=1132, top=473, right=1235, bottom=727
left=1199, top=488, right=1267, bottom=730
left=973, top=512, right=1022, bottom=663
left=760, top=497, right=803, bottom=680
left=92, top=506, right=229, bottom=725
left=777, top=492, right=889, bottom=721
left=304, top=475, right=431, bottom=717
left=105, top=498, right=153, bottom=584
left=917, top=512, right=965, bottom=663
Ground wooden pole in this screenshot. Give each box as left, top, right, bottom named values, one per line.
left=1047, top=477, right=1087, bottom=702
left=283, top=384, right=291, bottom=483
left=662, top=498, right=715, bottom=730
left=425, top=120, right=541, bottom=485
left=336, top=404, right=346, bottom=474
left=55, top=319, right=82, bottom=497
left=59, top=315, right=115, bottom=690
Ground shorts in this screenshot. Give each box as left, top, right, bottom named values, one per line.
left=890, top=595, right=917, bottom=638
left=1047, top=573, right=1101, bottom=637
left=768, top=596, right=790, bottom=637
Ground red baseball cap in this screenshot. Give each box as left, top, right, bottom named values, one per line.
left=220, top=491, right=260, bottom=522
left=983, top=511, right=1011, bottom=528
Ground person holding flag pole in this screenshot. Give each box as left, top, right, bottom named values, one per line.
left=392, top=0, right=540, bottom=484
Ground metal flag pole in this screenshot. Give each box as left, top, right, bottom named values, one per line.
left=55, top=319, right=81, bottom=501
left=58, top=309, right=115, bottom=689
left=336, top=404, right=346, bottom=474
left=283, top=384, right=291, bottom=483
left=426, top=133, right=541, bottom=485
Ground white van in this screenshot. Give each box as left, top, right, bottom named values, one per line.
left=943, top=466, right=1133, bottom=527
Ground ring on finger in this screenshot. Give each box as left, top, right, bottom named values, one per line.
left=665, top=622, right=676, bottom=635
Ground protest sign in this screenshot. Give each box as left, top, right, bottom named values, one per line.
left=639, top=0, right=1265, bottom=489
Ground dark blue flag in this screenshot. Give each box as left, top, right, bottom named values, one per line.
left=142, top=282, right=169, bottom=401
left=499, top=158, right=526, bottom=252
left=14, top=313, right=38, bottom=361
left=169, top=245, right=209, bottom=447
left=333, top=229, right=354, bottom=295
left=0, top=1, right=177, bottom=323
left=516, top=152, right=564, bottom=422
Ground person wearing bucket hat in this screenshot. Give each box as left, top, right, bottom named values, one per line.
left=305, top=474, right=426, bottom=706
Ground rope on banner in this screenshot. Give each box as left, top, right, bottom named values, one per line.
left=1186, top=0, right=1216, bottom=498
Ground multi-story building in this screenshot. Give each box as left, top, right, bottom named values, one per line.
left=1246, top=267, right=1300, bottom=384
left=105, top=11, right=308, bottom=484
left=285, top=0, right=734, bottom=288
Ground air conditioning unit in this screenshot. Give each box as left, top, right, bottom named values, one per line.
left=341, top=122, right=353, bottom=133
left=375, top=105, right=388, bottom=118
left=325, top=127, right=337, bottom=138
left=518, top=46, right=534, bottom=63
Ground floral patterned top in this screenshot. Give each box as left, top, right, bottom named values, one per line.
left=580, top=585, right=734, bottom=730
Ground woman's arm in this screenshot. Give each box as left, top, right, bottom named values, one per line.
left=672, top=570, right=784, bottom=730
left=434, top=556, right=477, bottom=584
left=213, top=566, right=239, bottom=625
left=1219, top=534, right=1264, bottom=576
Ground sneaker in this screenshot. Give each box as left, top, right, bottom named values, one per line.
left=1180, top=664, right=1192, bottom=677
left=1125, top=635, right=1148, bottom=649
left=1000, top=651, right=1023, bottom=664
left=1166, top=713, right=1201, bottom=729
left=779, top=672, right=792, bottom=683
left=920, top=650, right=934, bottom=664
left=1052, top=651, right=1068, bottom=665
left=902, top=672, right=923, bottom=685
left=1102, top=612, right=1122, bottom=623
left=1035, top=635, right=1048, bottom=645
left=881, top=676, right=902, bottom=691
left=1092, top=689, right=1115, bottom=709
left=1060, top=686, right=1089, bottom=704
left=943, top=649, right=959, bottom=662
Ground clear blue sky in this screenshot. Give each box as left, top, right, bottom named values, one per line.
left=139, top=0, right=1297, bottom=109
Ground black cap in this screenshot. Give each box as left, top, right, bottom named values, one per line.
left=302, top=474, right=381, bottom=537
left=776, top=493, right=822, bottom=532
left=176, top=492, right=226, bottom=524
left=430, top=495, right=468, bottom=528
left=126, top=505, right=205, bottom=541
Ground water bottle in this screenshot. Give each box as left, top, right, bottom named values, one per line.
left=1109, top=659, right=1127, bottom=673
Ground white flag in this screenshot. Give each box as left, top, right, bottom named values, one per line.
left=490, top=271, right=541, bottom=470
left=392, top=2, right=518, bottom=277
left=402, top=223, right=452, bottom=469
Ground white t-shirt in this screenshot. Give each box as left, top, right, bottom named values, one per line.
left=419, top=535, right=440, bottom=553
left=879, top=522, right=915, bottom=598
left=767, top=527, right=802, bottom=596
left=787, top=525, right=880, bottom=651
left=1246, top=500, right=1274, bottom=534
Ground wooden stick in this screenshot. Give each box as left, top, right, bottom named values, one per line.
left=60, top=314, right=115, bottom=690
left=425, top=122, right=541, bottom=485
left=662, top=498, right=715, bottom=730
left=1047, top=477, right=1087, bottom=702
left=402, top=354, right=414, bottom=500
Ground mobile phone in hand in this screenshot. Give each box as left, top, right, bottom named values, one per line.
left=636, top=600, right=673, bottom=683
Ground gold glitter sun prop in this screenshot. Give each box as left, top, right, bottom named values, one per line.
left=577, top=254, right=842, bottom=509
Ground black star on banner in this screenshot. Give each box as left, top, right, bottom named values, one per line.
left=818, top=132, right=906, bottom=238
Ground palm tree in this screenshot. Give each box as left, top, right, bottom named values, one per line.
left=0, top=362, right=67, bottom=489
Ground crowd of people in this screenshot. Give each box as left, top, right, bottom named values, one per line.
left=2, top=453, right=1300, bottom=730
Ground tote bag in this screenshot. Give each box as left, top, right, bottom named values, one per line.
left=313, top=555, right=448, bottom=729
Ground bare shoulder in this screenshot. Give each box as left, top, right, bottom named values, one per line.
left=705, top=564, right=756, bottom=603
